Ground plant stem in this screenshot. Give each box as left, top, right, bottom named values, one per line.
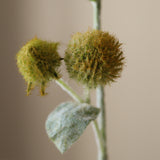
left=83, top=86, right=103, bottom=156
left=92, top=120, right=104, bottom=156
left=91, top=0, right=107, bottom=160
left=96, top=85, right=107, bottom=160
left=83, top=86, right=90, bottom=103
left=91, top=0, right=101, bottom=30
left=56, top=78, right=83, bottom=103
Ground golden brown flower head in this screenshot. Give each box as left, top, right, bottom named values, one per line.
left=16, top=38, right=61, bottom=95
left=64, top=30, right=125, bottom=88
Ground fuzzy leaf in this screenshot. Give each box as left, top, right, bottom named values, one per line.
left=45, top=102, right=100, bottom=153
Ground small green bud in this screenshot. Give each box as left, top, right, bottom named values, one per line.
left=64, top=30, right=125, bottom=88
left=16, top=37, right=61, bottom=95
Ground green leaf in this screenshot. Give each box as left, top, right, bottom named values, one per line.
left=45, top=102, right=100, bottom=153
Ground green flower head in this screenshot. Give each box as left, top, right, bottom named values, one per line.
left=64, top=30, right=125, bottom=88
left=16, top=37, right=61, bottom=95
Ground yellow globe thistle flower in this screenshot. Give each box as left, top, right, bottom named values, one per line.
left=64, top=30, right=125, bottom=88
left=16, top=38, right=61, bottom=95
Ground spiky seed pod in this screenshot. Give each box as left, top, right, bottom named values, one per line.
left=64, top=30, right=125, bottom=88
left=16, top=38, right=61, bottom=96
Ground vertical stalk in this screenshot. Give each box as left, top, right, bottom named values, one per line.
left=84, top=86, right=104, bottom=160
left=83, top=86, right=90, bottom=103
left=90, top=0, right=107, bottom=160
left=91, top=0, right=101, bottom=30
left=96, top=85, right=107, bottom=160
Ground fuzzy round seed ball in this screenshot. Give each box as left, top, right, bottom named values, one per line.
left=64, top=30, right=125, bottom=88
left=16, top=38, right=61, bottom=95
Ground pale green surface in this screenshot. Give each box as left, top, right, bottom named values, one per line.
left=91, top=0, right=108, bottom=160
left=45, top=102, right=100, bottom=153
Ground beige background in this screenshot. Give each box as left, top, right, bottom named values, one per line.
left=1, top=0, right=160, bottom=160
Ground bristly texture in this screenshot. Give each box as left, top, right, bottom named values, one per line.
left=16, top=38, right=61, bottom=95
left=64, top=30, right=125, bottom=88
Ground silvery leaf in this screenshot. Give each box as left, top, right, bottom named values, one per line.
left=45, top=102, right=100, bottom=153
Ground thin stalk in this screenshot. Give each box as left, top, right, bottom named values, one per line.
left=56, top=78, right=83, bottom=103
left=96, top=85, right=107, bottom=160
left=83, top=86, right=91, bottom=103
left=90, top=0, right=107, bottom=160
left=92, top=120, right=104, bottom=155
left=91, top=0, right=101, bottom=30
left=83, top=86, right=103, bottom=155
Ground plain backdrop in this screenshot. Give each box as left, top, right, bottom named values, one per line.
left=0, top=0, right=160, bottom=160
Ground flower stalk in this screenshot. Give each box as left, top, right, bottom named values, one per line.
left=96, top=85, right=107, bottom=160
left=56, top=79, right=83, bottom=103
left=91, top=0, right=101, bottom=30
left=90, top=0, right=108, bottom=160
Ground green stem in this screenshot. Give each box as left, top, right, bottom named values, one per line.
left=96, top=85, right=107, bottom=160
left=90, top=0, right=107, bottom=160
left=92, top=120, right=104, bottom=156
left=83, top=86, right=90, bottom=103
left=56, top=78, right=83, bottom=103
left=84, top=87, right=103, bottom=156
left=91, top=0, right=101, bottom=30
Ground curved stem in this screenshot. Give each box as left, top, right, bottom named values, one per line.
left=56, top=78, right=83, bottom=103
